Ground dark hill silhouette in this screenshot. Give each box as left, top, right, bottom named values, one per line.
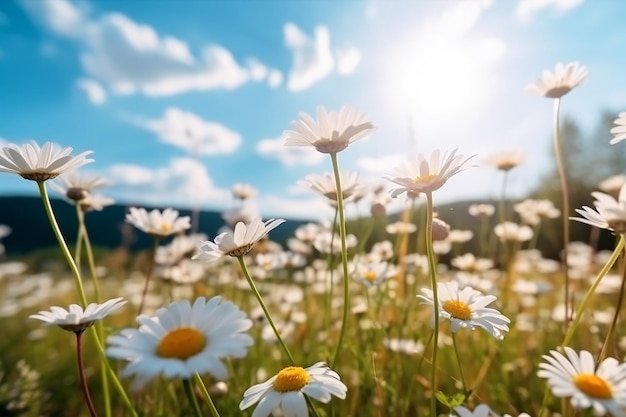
left=0, top=196, right=308, bottom=255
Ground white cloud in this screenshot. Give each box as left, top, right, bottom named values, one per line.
left=356, top=154, right=406, bottom=175
left=516, top=0, right=584, bottom=22
left=108, top=164, right=154, bottom=185
left=127, top=107, right=241, bottom=155
left=283, top=22, right=362, bottom=91
left=106, top=157, right=230, bottom=207
left=20, top=0, right=87, bottom=38
left=76, top=78, right=107, bottom=105
left=441, top=0, right=493, bottom=35
left=247, top=58, right=268, bottom=82
left=336, top=47, right=361, bottom=75
left=21, top=0, right=269, bottom=96
left=284, top=23, right=334, bottom=92
left=267, top=69, right=283, bottom=88
left=256, top=136, right=324, bottom=166
left=260, top=195, right=334, bottom=220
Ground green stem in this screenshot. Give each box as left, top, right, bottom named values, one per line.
left=76, top=204, right=111, bottom=417
left=183, top=378, right=203, bottom=417
left=330, top=152, right=351, bottom=368
left=76, top=331, right=99, bottom=417
left=452, top=333, right=467, bottom=394
left=237, top=256, right=296, bottom=364
left=424, top=192, right=440, bottom=417
left=552, top=98, right=571, bottom=329
left=37, top=181, right=87, bottom=306
left=138, top=238, right=160, bottom=315
left=36, top=182, right=136, bottom=417
left=193, top=373, right=222, bottom=417
left=562, top=235, right=625, bottom=347
left=597, top=248, right=626, bottom=363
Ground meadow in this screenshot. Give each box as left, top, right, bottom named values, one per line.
left=1, top=61, right=626, bottom=417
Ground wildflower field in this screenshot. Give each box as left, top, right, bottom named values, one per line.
left=2, top=62, right=626, bottom=417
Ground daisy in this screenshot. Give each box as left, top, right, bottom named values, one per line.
left=232, top=182, right=258, bottom=200
left=125, top=207, right=191, bottom=238
left=29, top=297, right=127, bottom=333
left=51, top=171, right=110, bottom=202
left=79, top=193, right=115, bottom=212
left=468, top=203, right=495, bottom=218
left=385, top=149, right=475, bottom=198
left=514, top=199, right=561, bottom=226
left=0, top=141, right=94, bottom=181
left=454, top=404, right=532, bottom=417
left=351, top=258, right=397, bottom=288
left=538, top=347, right=626, bottom=416
left=194, top=217, right=286, bottom=262
left=106, top=296, right=253, bottom=390
left=484, top=149, right=526, bottom=172
left=494, top=222, right=533, bottom=242
left=297, top=171, right=364, bottom=205
left=526, top=61, right=588, bottom=99
left=417, top=281, right=510, bottom=340
left=283, top=105, right=376, bottom=154
left=385, top=221, right=417, bottom=235
left=312, top=230, right=358, bottom=254
left=571, top=184, right=626, bottom=234
left=239, top=362, right=347, bottom=417
left=599, top=174, right=626, bottom=197
left=610, top=112, right=626, bottom=145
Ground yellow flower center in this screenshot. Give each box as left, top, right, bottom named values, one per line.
left=161, top=223, right=172, bottom=233
left=156, top=327, right=206, bottom=360
left=442, top=300, right=472, bottom=320
left=573, top=373, right=613, bottom=399
left=364, top=271, right=377, bottom=282
left=273, top=366, right=311, bottom=392
left=413, top=173, right=438, bottom=184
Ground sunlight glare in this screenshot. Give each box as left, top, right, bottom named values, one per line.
left=386, top=27, right=505, bottom=124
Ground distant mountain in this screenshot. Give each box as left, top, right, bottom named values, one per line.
left=0, top=196, right=309, bottom=255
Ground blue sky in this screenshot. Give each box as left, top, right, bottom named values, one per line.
left=1, top=0, right=625, bottom=220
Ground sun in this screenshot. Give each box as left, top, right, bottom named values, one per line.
left=385, top=26, right=505, bottom=125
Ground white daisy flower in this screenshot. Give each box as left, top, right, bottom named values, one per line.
left=599, top=174, right=626, bottom=197
left=571, top=185, right=626, bottom=234
left=195, top=217, right=285, bottom=262
left=526, top=61, right=588, bottom=99
left=298, top=171, right=364, bottom=205
left=51, top=171, right=110, bottom=201
left=610, top=112, right=626, bottom=145
left=239, top=362, right=347, bottom=417
left=29, top=297, right=127, bottom=333
left=468, top=203, right=495, bottom=218
left=79, top=193, right=115, bottom=212
left=106, top=296, right=253, bottom=390
left=385, top=221, right=417, bottom=235
left=417, top=281, right=510, bottom=340
left=125, top=207, right=191, bottom=238
left=484, top=149, right=526, bottom=172
left=0, top=141, right=94, bottom=181
left=454, top=404, right=531, bottom=417
left=351, top=258, right=397, bottom=288
left=494, top=222, right=534, bottom=242
left=385, top=149, right=475, bottom=198
left=538, top=347, right=626, bottom=416
left=232, top=182, right=258, bottom=200
left=283, top=105, right=376, bottom=154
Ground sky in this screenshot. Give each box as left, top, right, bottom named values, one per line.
left=1, top=0, right=626, bottom=221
